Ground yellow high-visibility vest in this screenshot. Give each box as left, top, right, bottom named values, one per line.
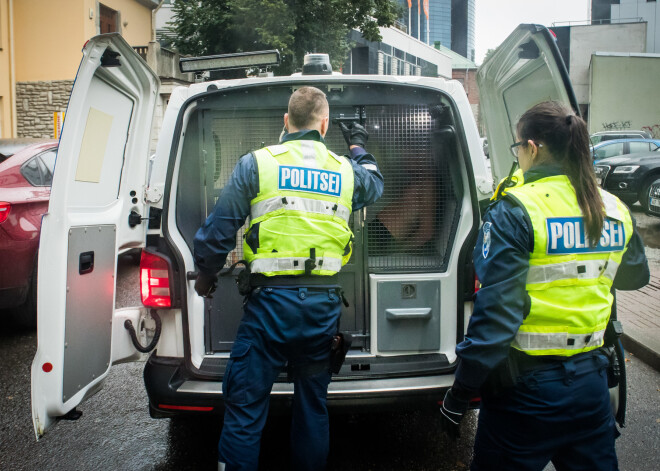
left=244, top=140, right=355, bottom=276
left=506, top=175, right=633, bottom=356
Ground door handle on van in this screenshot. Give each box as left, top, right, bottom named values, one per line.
left=79, top=251, right=94, bottom=275
left=385, top=308, right=431, bottom=320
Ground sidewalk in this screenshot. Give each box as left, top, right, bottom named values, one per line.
left=615, top=267, right=660, bottom=371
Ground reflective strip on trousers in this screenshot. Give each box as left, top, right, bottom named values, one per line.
left=513, top=329, right=605, bottom=351
left=251, top=196, right=350, bottom=223
left=526, top=259, right=619, bottom=285
left=250, top=256, right=343, bottom=273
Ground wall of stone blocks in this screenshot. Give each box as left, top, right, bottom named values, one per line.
left=16, top=81, right=73, bottom=138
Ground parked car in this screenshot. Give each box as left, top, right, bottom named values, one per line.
left=591, top=138, right=660, bottom=162
left=590, top=129, right=652, bottom=145
left=32, top=26, right=626, bottom=439
left=593, top=148, right=660, bottom=208
left=647, top=178, right=660, bottom=217
left=0, top=140, right=58, bottom=326
left=0, top=138, right=55, bottom=163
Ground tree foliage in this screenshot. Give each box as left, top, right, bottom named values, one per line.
left=167, top=0, right=402, bottom=75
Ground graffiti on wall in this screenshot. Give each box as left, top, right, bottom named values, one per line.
left=601, top=120, right=632, bottom=131
left=642, top=125, right=660, bottom=139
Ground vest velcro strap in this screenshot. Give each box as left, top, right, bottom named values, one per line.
left=513, top=329, right=605, bottom=351
left=251, top=195, right=351, bottom=222
left=527, top=259, right=619, bottom=285
left=601, top=191, right=623, bottom=221
left=266, top=145, right=288, bottom=156
left=250, top=256, right=343, bottom=274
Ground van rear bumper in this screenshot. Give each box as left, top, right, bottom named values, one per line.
left=144, top=354, right=455, bottom=417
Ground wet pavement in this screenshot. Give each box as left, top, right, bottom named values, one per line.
left=1, top=320, right=658, bottom=470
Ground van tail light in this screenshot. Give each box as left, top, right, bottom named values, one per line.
left=474, top=275, right=480, bottom=294
left=140, top=250, right=172, bottom=308
left=0, top=202, right=10, bottom=224
left=157, top=404, right=214, bottom=412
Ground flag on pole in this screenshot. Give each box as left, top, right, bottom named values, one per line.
left=423, top=0, right=429, bottom=19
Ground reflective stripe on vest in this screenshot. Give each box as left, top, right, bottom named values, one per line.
left=527, top=259, right=619, bottom=285
left=251, top=195, right=351, bottom=223
left=513, top=329, right=606, bottom=351
left=505, top=175, right=633, bottom=356
left=249, top=256, right=343, bottom=274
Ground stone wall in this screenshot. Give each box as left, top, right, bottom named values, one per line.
left=16, top=80, right=73, bottom=138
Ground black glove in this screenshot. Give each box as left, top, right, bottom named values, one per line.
left=194, top=272, right=218, bottom=298
left=338, top=122, right=368, bottom=149
left=439, top=388, right=469, bottom=440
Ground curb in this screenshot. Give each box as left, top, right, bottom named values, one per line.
left=621, top=333, right=660, bottom=372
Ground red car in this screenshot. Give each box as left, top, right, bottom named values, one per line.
left=0, top=139, right=58, bottom=326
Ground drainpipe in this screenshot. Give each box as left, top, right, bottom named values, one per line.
left=9, top=0, right=17, bottom=137
left=151, top=0, right=164, bottom=42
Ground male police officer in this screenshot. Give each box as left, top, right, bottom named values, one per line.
left=193, top=86, right=383, bottom=471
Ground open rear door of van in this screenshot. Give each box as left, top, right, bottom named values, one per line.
left=478, top=24, right=579, bottom=184
left=31, top=34, right=159, bottom=439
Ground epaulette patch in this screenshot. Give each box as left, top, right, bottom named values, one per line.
left=328, top=150, right=344, bottom=163
left=267, top=145, right=289, bottom=156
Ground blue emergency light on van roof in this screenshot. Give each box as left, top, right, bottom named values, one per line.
left=179, top=49, right=280, bottom=73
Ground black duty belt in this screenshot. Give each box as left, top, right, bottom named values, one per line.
left=250, top=273, right=340, bottom=287
left=512, top=348, right=605, bottom=374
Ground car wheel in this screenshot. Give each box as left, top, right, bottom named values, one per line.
left=639, top=175, right=660, bottom=211
left=11, top=262, right=37, bottom=329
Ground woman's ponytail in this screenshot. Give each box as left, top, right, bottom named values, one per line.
left=517, top=102, right=604, bottom=245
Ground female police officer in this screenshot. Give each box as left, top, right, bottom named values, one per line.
left=440, top=101, right=649, bottom=470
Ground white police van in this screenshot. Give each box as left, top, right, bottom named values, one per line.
left=31, top=25, right=586, bottom=437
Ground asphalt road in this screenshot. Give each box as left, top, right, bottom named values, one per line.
left=1, top=321, right=658, bottom=471
left=0, top=204, right=658, bottom=470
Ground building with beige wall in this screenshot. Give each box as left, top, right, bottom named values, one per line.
left=0, top=0, right=159, bottom=138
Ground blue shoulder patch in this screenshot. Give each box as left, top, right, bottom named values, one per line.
left=278, top=165, right=342, bottom=197
left=482, top=222, right=492, bottom=259
left=546, top=217, right=626, bottom=254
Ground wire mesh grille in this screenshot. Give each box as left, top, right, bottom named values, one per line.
left=362, top=104, right=458, bottom=270
left=201, top=103, right=459, bottom=271
left=208, top=112, right=283, bottom=267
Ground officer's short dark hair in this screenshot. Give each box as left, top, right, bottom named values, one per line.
left=287, top=86, right=329, bottom=130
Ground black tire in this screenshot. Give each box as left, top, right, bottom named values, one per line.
left=11, top=262, right=37, bottom=329
left=619, top=195, right=638, bottom=207
left=638, top=175, right=660, bottom=212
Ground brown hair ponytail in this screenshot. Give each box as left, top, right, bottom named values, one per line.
left=517, top=101, right=605, bottom=245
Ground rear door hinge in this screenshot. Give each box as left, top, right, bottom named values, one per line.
left=145, top=186, right=163, bottom=204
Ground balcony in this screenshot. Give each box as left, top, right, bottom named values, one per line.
left=132, top=42, right=194, bottom=83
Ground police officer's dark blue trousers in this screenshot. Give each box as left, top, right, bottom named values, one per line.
left=471, top=352, right=618, bottom=471
left=218, top=286, right=342, bottom=471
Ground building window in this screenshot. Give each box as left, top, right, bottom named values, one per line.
left=383, top=54, right=392, bottom=75
left=100, top=4, right=119, bottom=34
left=397, top=59, right=405, bottom=75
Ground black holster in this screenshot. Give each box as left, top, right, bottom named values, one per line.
left=221, top=260, right=252, bottom=296
left=604, top=320, right=624, bottom=388
left=481, top=353, right=520, bottom=396
left=330, top=332, right=353, bottom=374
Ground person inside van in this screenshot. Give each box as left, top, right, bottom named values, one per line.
left=367, top=160, right=437, bottom=254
